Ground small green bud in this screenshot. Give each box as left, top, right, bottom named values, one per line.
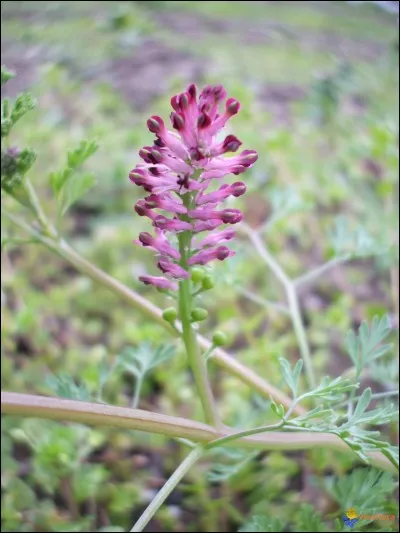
left=212, top=331, right=227, bottom=347
left=191, top=267, right=205, bottom=284
left=201, top=275, right=214, bottom=291
left=191, top=308, right=208, bottom=322
left=162, top=307, right=177, bottom=323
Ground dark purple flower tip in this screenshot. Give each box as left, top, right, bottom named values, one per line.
left=157, top=259, right=189, bottom=279
left=129, top=168, right=146, bottom=183
left=157, top=259, right=171, bottom=274
left=139, top=275, right=178, bottom=291
left=220, top=208, right=243, bottom=224
left=178, top=92, right=189, bottom=109
left=170, top=95, right=180, bottom=111
left=189, top=147, right=204, bottom=161
left=147, top=115, right=164, bottom=134
left=226, top=98, right=240, bottom=116
left=171, top=112, right=185, bottom=131
left=138, top=232, right=153, bottom=246
left=241, top=150, right=258, bottom=167
left=216, top=246, right=231, bottom=260
left=187, top=83, right=197, bottom=102
left=231, top=182, right=246, bottom=197
left=140, top=147, right=163, bottom=164
left=213, top=84, right=227, bottom=101
left=154, top=137, right=166, bottom=148
left=135, top=200, right=147, bottom=216
left=149, top=166, right=160, bottom=176
left=222, top=135, right=242, bottom=153
left=197, top=113, right=212, bottom=129
left=144, top=195, right=158, bottom=209
left=139, top=147, right=153, bottom=163
left=231, top=165, right=247, bottom=175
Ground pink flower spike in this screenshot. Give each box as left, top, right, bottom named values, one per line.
left=188, top=245, right=235, bottom=266
left=139, top=275, right=178, bottom=291
left=157, top=258, right=189, bottom=279
left=130, top=83, right=258, bottom=283
left=197, top=182, right=246, bottom=205
left=196, top=228, right=236, bottom=249
left=144, top=194, right=187, bottom=215
left=219, top=208, right=243, bottom=224
left=147, top=115, right=189, bottom=160
left=193, top=219, right=224, bottom=233
left=210, top=135, right=242, bottom=157
left=188, top=207, right=243, bottom=224
left=154, top=215, right=193, bottom=232
left=137, top=230, right=180, bottom=260
left=199, top=85, right=227, bottom=120
left=135, top=200, right=158, bottom=221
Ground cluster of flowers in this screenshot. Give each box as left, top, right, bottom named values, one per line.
left=130, top=84, right=258, bottom=291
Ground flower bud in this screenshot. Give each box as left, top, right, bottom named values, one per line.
left=201, top=275, right=214, bottom=291
left=212, top=331, right=227, bottom=347
left=191, top=267, right=206, bottom=284
left=191, top=308, right=208, bottom=322
left=162, top=307, right=177, bottom=323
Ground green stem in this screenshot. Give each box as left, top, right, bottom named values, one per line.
left=286, top=284, right=316, bottom=389
left=178, top=229, right=219, bottom=427
left=206, top=398, right=300, bottom=449
left=24, top=178, right=57, bottom=238
left=132, top=377, right=143, bottom=409
left=207, top=421, right=285, bottom=449
left=130, top=446, right=204, bottom=532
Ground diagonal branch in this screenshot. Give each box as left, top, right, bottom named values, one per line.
left=1, top=392, right=394, bottom=473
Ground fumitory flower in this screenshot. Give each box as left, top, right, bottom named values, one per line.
left=130, top=83, right=258, bottom=290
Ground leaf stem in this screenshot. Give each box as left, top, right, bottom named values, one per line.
left=240, top=223, right=316, bottom=389
left=132, top=376, right=143, bottom=409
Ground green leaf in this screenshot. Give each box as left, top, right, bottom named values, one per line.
left=67, top=140, right=98, bottom=169
left=295, top=504, right=328, bottom=532
left=239, top=516, right=285, bottom=532
left=45, top=374, right=92, bottom=402
left=49, top=167, right=73, bottom=195
left=117, top=342, right=176, bottom=382
left=301, top=376, right=356, bottom=402
left=345, top=315, right=393, bottom=375
left=330, top=216, right=388, bottom=259
left=352, top=388, right=372, bottom=421
left=49, top=140, right=98, bottom=211
left=10, top=93, right=36, bottom=124
left=279, top=357, right=303, bottom=398
left=1, top=65, right=15, bottom=86
left=208, top=448, right=258, bottom=482
left=325, top=468, right=395, bottom=513
left=270, top=398, right=285, bottom=419
left=60, top=172, right=96, bottom=215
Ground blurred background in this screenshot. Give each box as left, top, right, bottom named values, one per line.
left=1, top=1, right=399, bottom=532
